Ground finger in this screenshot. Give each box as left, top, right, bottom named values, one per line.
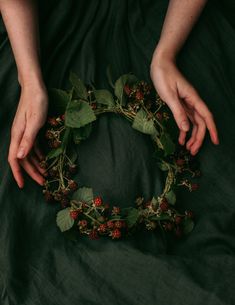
left=17, top=121, right=39, bottom=159
left=33, top=139, right=45, bottom=161
left=8, top=122, right=26, bottom=188
left=178, top=130, right=187, bottom=146
left=186, top=124, right=197, bottom=150
left=28, top=153, right=48, bottom=176
left=186, top=92, right=219, bottom=145
left=184, top=108, right=197, bottom=150
left=8, top=157, right=24, bottom=188
left=165, top=94, right=190, bottom=133
left=189, top=113, right=206, bottom=155
left=20, top=158, right=45, bottom=186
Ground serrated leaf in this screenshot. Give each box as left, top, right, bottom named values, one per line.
left=46, top=147, right=63, bottom=160
left=69, top=72, right=88, bottom=100
left=72, top=124, right=93, bottom=143
left=94, top=89, right=115, bottom=107
left=160, top=133, right=176, bottom=156
left=126, top=208, right=139, bottom=228
left=114, top=73, right=138, bottom=106
left=182, top=218, right=195, bottom=234
left=65, top=99, right=96, bottom=128
left=72, top=187, right=94, bottom=204
left=132, top=108, right=159, bottom=136
left=56, top=208, right=74, bottom=232
left=165, top=190, right=176, bottom=205
left=48, top=88, right=70, bottom=115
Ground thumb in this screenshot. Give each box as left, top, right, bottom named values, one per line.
left=17, top=123, right=38, bottom=159
left=165, top=95, right=190, bottom=132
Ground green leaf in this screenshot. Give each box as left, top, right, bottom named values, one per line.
left=61, top=127, right=71, bottom=149
left=72, top=124, right=93, bottom=143
left=56, top=208, right=74, bottom=232
left=106, top=65, right=115, bottom=88
left=132, top=108, right=159, bottom=136
left=66, top=145, right=78, bottom=163
left=160, top=133, right=176, bottom=156
left=46, top=147, right=63, bottom=160
left=69, top=71, right=88, bottom=100
left=94, top=89, right=115, bottom=107
left=182, top=218, right=195, bottom=235
left=72, top=187, right=94, bottom=204
left=48, top=88, right=70, bottom=115
left=114, top=73, right=138, bottom=105
left=126, top=208, right=139, bottom=228
left=150, top=214, right=171, bottom=221
left=165, top=190, right=176, bottom=205
left=157, top=162, right=169, bottom=171
left=65, top=99, right=96, bottom=128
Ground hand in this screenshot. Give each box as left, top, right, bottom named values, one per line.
left=8, top=83, right=48, bottom=189
left=150, top=57, right=219, bottom=155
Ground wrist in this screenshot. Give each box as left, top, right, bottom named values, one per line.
left=150, top=45, right=178, bottom=68
left=18, top=68, right=46, bottom=90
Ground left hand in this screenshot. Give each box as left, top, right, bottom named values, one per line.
left=8, top=83, right=48, bottom=189
left=150, top=57, right=219, bottom=155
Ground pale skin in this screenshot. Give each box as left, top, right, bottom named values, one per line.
left=0, top=0, right=219, bottom=189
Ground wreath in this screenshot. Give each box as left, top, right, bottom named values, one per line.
left=40, top=71, right=200, bottom=240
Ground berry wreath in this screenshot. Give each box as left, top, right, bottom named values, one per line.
left=40, top=71, right=200, bottom=241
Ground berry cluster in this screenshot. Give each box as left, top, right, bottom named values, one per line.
left=69, top=197, right=128, bottom=240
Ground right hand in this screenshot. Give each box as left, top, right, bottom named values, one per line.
left=150, top=57, right=219, bottom=155
left=8, top=82, right=48, bottom=189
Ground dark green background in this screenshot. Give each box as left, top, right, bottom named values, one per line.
left=0, top=1, right=235, bottom=304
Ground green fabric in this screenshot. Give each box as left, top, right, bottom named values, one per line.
left=0, top=1, right=235, bottom=304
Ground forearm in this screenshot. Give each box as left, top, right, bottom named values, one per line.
left=152, top=0, right=207, bottom=63
left=0, top=0, right=44, bottom=87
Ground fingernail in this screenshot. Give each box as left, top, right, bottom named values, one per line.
left=17, top=147, right=25, bottom=158
left=181, top=121, right=189, bottom=132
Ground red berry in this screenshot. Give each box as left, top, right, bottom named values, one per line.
left=176, top=159, right=185, bottom=167
left=78, top=219, right=88, bottom=228
left=124, top=84, right=132, bottom=96
left=191, top=183, right=199, bottom=191
left=61, top=197, right=70, bottom=208
left=91, top=102, right=97, bottom=110
left=51, top=140, right=61, bottom=148
left=114, top=220, right=123, bottom=229
left=175, top=216, right=182, bottom=225
left=160, top=198, right=169, bottom=212
left=47, top=117, right=59, bottom=127
left=60, top=114, right=65, bottom=121
left=164, top=222, right=173, bottom=232
left=70, top=210, right=79, bottom=220
left=111, top=229, right=122, bottom=239
left=112, top=206, right=120, bottom=215
left=107, top=220, right=114, bottom=229
left=68, top=180, right=78, bottom=191
left=94, top=196, right=103, bottom=207
left=43, top=190, right=54, bottom=203
left=68, top=164, right=78, bottom=174
left=135, top=90, right=144, bottom=100
left=89, top=229, right=99, bottom=240
left=45, top=130, right=54, bottom=140
left=156, top=112, right=163, bottom=121
left=185, top=210, right=194, bottom=219
left=98, top=223, right=107, bottom=233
